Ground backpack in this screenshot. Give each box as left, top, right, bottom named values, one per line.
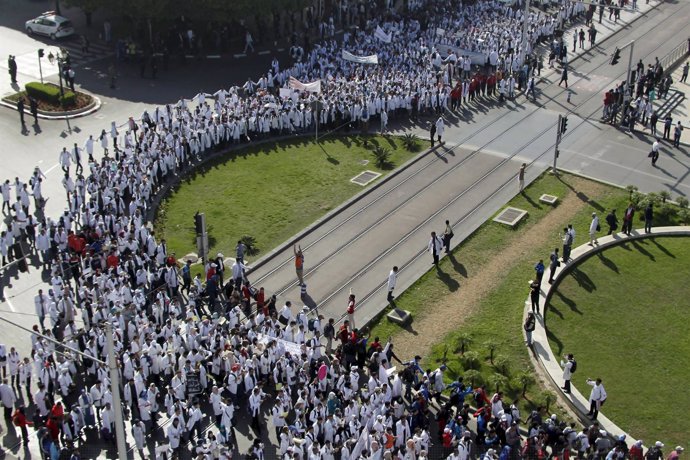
left=569, top=359, right=577, bottom=373
left=307, top=318, right=316, bottom=332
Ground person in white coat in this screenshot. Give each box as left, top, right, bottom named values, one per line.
left=427, top=231, right=444, bottom=265
left=167, top=417, right=183, bottom=455
left=0, top=379, right=16, bottom=418
left=132, top=419, right=146, bottom=459
left=588, top=212, right=600, bottom=245
left=585, top=378, right=607, bottom=419
left=435, top=117, right=445, bottom=144
left=387, top=266, right=398, bottom=303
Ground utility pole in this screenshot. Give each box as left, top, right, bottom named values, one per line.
left=106, top=322, right=128, bottom=460
left=520, top=0, right=531, bottom=65
left=610, top=40, right=635, bottom=119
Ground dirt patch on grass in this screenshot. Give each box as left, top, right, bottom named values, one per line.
left=393, top=176, right=609, bottom=358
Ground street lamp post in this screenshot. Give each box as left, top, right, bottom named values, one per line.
left=105, top=322, right=128, bottom=460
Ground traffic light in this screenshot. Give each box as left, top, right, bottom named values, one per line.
left=560, top=116, right=569, bottom=134
left=610, top=48, right=621, bottom=65
left=38, top=48, right=44, bottom=58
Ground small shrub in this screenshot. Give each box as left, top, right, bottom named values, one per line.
left=456, top=332, right=474, bottom=355
left=678, top=209, right=690, bottom=225
left=462, top=351, right=480, bottom=370
left=656, top=203, right=677, bottom=223
left=676, top=196, right=689, bottom=209
left=514, top=371, right=535, bottom=396
left=60, top=90, right=76, bottom=107
left=25, top=82, right=61, bottom=104
left=402, top=133, right=420, bottom=152
left=484, top=339, right=498, bottom=364
left=372, top=146, right=392, bottom=168
left=493, top=355, right=510, bottom=376
left=489, top=373, right=509, bottom=393
left=659, top=190, right=671, bottom=204
left=463, top=369, right=482, bottom=386
left=240, top=234, right=259, bottom=256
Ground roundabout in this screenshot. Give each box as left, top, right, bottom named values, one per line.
left=533, top=230, right=690, bottom=450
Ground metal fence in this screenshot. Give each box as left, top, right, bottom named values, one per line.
left=660, top=37, right=690, bottom=74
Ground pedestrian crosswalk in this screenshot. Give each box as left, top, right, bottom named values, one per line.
left=11, top=38, right=113, bottom=81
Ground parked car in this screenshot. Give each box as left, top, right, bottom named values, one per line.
left=25, top=11, right=75, bottom=40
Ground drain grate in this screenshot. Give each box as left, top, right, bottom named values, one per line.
left=493, top=207, right=528, bottom=227
left=351, top=170, right=381, bottom=186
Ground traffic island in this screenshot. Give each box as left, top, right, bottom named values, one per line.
left=1, top=82, right=101, bottom=119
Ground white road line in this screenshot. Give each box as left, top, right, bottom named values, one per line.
left=5, top=297, right=16, bottom=312
left=257, top=50, right=270, bottom=55
left=45, top=162, right=60, bottom=174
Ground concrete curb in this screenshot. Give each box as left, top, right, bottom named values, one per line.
left=525, top=226, right=690, bottom=448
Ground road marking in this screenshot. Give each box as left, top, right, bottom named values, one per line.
left=45, top=163, right=60, bottom=174
left=206, top=55, right=221, bottom=59
left=257, top=50, right=270, bottom=55
left=234, top=53, right=247, bottom=58
left=5, top=297, right=15, bottom=312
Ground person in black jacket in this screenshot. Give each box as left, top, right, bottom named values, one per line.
left=605, top=209, right=618, bottom=235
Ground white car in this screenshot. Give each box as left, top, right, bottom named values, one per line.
left=25, top=11, right=75, bottom=40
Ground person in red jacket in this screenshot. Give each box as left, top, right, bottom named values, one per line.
left=12, top=406, right=33, bottom=444
left=629, top=440, right=644, bottom=460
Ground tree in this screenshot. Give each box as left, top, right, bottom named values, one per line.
left=677, top=196, right=689, bottom=209
left=63, top=0, right=105, bottom=26
left=626, top=184, right=638, bottom=200
left=484, top=340, right=498, bottom=364
left=493, top=355, right=510, bottom=376
left=540, top=391, right=557, bottom=412
left=659, top=190, right=671, bottom=204
left=456, top=332, right=473, bottom=355
left=514, top=371, right=535, bottom=397
left=463, top=369, right=482, bottom=387
left=678, top=209, right=690, bottom=225
left=372, top=146, right=392, bottom=169
left=489, top=373, right=509, bottom=393
left=462, top=351, right=480, bottom=370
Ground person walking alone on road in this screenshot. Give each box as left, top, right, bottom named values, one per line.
left=387, top=266, right=398, bottom=303
left=244, top=31, right=255, bottom=54
left=651, top=138, right=660, bottom=166
left=588, top=212, right=600, bottom=245
left=673, top=121, right=683, bottom=148
left=605, top=209, right=618, bottom=235
left=558, top=67, right=569, bottom=88
left=443, top=220, right=454, bottom=254
left=8, top=55, right=17, bottom=85
left=428, top=231, right=444, bottom=265
left=29, top=97, right=38, bottom=125
left=294, top=244, right=304, bottom=285
left=346, top=289, right=356, bottom=329
left=435, top=116, right=445, bottom=145
left=16, top=99, right=25, bottom=126
left=518, top=163, right=526, bottom=192
left=681, top=62, right=689, bottom=83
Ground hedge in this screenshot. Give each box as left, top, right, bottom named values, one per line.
left=24, top=82, right=76, bottom=106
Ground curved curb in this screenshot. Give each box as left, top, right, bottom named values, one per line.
left=0, top=93, right=102, bottom=120
left=525, top=225, right=690, bottom=447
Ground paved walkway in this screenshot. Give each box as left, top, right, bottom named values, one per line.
left=526, top=225, right=690, bottom=448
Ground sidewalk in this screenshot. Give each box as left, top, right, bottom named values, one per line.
left=526, top=225, right=690, bottom=448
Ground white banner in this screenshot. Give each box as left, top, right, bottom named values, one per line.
left=374, top=25, right=392, bottom=43
left=435, top=43, right=487, bottom=65
left=341, top=50, right=379, bottom=65
left=288, top=76, right=322, bottom=93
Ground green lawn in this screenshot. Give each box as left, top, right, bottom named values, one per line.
left=155, top=135, right=421, bottom=260
left=368, top=172, right=684, bottom=419
left=547, top=237, right=690, bottom=449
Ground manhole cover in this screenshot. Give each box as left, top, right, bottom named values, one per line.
left=350, top=170, right=381, bottom=186
left=493, top=207, right=528, bottom=227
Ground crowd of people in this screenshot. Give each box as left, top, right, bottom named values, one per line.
left=0, top=0, right=669, bottom=458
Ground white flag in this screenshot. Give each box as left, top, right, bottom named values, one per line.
left=374, top=25, right=392, bottom=43
left=341, top=50, right=379, bottom=65
left=288, top=76, right=322, bottom=93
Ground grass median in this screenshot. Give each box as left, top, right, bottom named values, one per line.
left=368, top=171, right=683, bottom=419
left=155, top=134, right=422, bottom=260
left=547, top=236, right=690, bottom=448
